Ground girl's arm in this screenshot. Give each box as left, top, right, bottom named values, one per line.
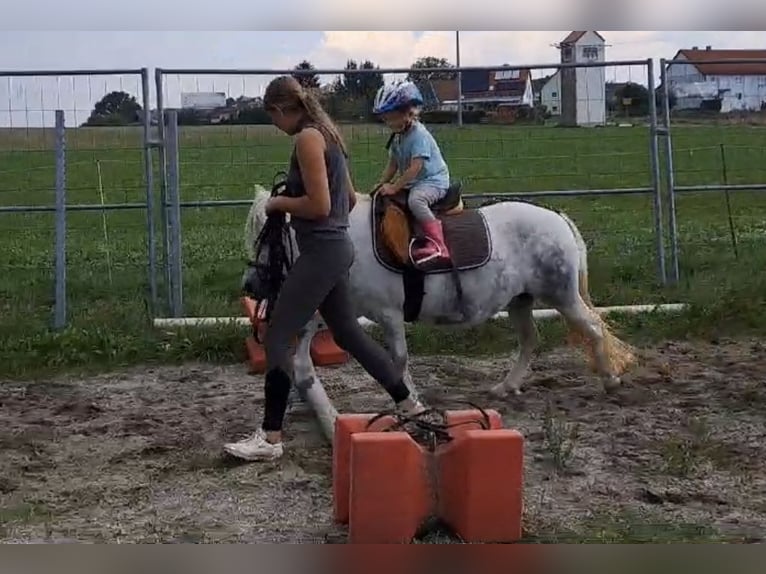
left=390, top=157, right=424, bottom=192
left=270, top=128, right=331, bottom=219
left=376, top=156, right=397, bottom=187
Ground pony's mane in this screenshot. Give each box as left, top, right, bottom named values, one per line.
left=244, top=183, right=275, bottom=261
left=243, top=184, right=369, bottom=260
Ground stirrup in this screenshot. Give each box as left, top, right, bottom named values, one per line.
left=408, top=236, right=445, bottom=266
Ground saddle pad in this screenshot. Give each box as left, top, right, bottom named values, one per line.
left=371, top=192, right=492, bottom=275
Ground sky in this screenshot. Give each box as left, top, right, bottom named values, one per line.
left=1, top=29, right=764, bottom=127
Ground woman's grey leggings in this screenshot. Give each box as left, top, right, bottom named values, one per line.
left=261, top=233, right=411, bottom=432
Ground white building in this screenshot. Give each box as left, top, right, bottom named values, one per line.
left=555, top=31, right=607, bottom=126
left=666, top=47, right=766, bottom=113
left=539, top=72, right=561, bottom=116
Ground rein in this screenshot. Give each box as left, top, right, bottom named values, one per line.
left=247, top=172, right=296, bottom=340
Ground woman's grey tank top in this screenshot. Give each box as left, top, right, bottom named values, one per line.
left=284, top=123, right=350, bottom=241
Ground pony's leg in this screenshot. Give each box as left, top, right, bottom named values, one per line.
left=379, top=314, right=420, bottom=403
left=490, top=294, right=539, bottom=398
left=290, top=316, right=321, bottom=410
left=558, top=296, right=622, bottom=391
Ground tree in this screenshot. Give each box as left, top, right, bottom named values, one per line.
left=337, top=59, right=384, bottom=99
left=407, top=56, right=456, bottom=82
left=84, top=90, right=141, bottom=126
left=292, top=60, right=320, bottom=89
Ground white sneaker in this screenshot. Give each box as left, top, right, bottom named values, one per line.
left=397, top=399, right=427, bottom=417
left=223, top=428, right=284, bottom=461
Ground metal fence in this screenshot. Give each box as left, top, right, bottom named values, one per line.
left=0, top=69, right=157, bottom=337
left=658, top=57, right=766, bottom=286
left=154, top=59, right=665, bottom=320
left=3, top=57, right=766, bottom=334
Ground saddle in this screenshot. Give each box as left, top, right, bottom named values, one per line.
left=370, top=181, right=492, bottom=323
left=371, top=181, right=492, bottom=275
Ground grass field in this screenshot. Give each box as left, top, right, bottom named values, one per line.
left=1, top=122, right=766, bottom=377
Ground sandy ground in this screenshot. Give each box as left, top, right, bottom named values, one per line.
left=1, top=338, right=765, bottom=543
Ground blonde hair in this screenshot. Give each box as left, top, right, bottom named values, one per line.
left=263, top=75, right=348, bottom=157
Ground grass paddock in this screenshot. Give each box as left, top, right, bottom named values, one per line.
left=1, top=122, right=766, bottom=377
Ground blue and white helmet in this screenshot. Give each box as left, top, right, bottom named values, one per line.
left=373, top=80, right=424, bottom=114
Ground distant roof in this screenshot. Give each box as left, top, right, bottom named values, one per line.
left=674, top=49, right=766, bottom=75
left=561, top=31, right=605, bottom=44
left=428, top=69, right=531, bottom=103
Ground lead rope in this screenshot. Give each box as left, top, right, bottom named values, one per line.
left=249, top=172, right=295, bottom=343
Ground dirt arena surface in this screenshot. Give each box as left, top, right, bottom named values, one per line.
left=1, top=338, right=765, bottom=543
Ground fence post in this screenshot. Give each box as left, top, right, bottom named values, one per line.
left=53, top=109, right=67, bottom=330
left=646, top=58, right=667, bottom=285
left=659, top=59, right=680, bottom=285
left=141, top=67, right=159, bottom=315
left=155, top=68, right=172, bottom=315
left=165, top=110, right=184, bottom=317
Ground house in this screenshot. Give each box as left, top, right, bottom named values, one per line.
left=427, top=67, right=534, bottom=113
left=555, top=31, right=607, bottom=126
left=536, top=72, right=561, bottom=115
left=666, top=46, right=766, bottom=112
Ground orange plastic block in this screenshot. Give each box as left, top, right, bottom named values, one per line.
left=333, top=413, right=396, bottom=524
left=438, top=428, right=524, bottom=543
left=444, top=409, right=504, bottom=438
left=333, top=409, right=524, bottom=544
left=310, top=328, right=349, bottom=366
left=348, top=432, right=431, bottom=544
left=244, top=335, right=267, bottom=374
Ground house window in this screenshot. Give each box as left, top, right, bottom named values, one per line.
left=552, top=106, right=558, bottom=112
left=582, top=46, right=599, bottom=60
left=561, top=46, right=573, bottom=62
left=495, top=69, right=520, bottom=81
left=551, top=91, right=558, bottom=98
left=738, top=93, right=743, bottom=100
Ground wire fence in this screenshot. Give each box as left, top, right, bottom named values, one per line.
left=156, top=60, right=666, bottom=320
left=2, top=57, right=766, bottom=336
left=0, top=69, right=156, bottom=336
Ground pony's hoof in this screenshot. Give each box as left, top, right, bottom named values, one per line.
left=488, top=384, right=508, bottom=399
left=603, top=376, right=622, bottom=393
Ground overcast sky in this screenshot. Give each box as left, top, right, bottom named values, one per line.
left=1, top=30, right=764, bottom=127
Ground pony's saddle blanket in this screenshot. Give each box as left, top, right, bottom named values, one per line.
left=371, top=181, right=492, bottom=274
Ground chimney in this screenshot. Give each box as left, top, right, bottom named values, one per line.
left=706, top=45, right=712, bottom=51
left=692, top=46, right=698, bottom=50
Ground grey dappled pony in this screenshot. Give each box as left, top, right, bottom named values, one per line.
left=243, top=185, right=636, bottom=401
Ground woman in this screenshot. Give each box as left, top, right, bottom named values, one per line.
left=224, top=76, right=425, bottom=462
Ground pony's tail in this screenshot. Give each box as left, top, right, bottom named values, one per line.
left=558, top=211, right=636, bottom=376
left=558, top=210, right=593, bottom=308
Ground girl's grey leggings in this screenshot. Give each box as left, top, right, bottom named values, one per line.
left=261, top=232, right=410, bottom=431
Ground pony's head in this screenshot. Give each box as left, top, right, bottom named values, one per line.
left=244, top=183, right=290, bottom=261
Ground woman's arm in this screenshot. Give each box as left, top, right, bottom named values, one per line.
left=271, top=128, right=331, bottom=219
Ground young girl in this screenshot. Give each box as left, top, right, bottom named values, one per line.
left=223, top=76, right=426, bottom=462
left=373, top=80, right=452, bottom=265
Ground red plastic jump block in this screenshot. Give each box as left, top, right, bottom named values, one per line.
left=349, top=432, right=432, bottom=544
left=310, top=328, right=349, bottom=366
left=333, top=413, right=396, bottom=524
left=438, top=428, right=524, bottom=542
left=240, top=296, right=349, bottom=373
left=332, top=410, right=524, bottom=544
